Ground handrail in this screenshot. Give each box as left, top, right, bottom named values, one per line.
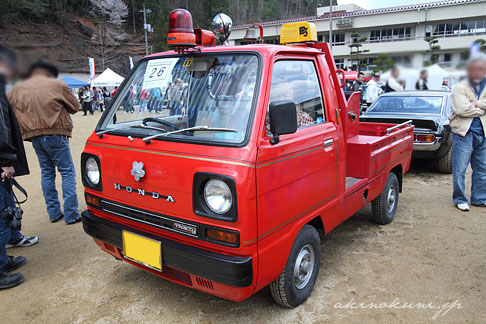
left=386, top=120, right=413, bottom=135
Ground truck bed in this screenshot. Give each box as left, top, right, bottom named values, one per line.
left=346, top=121, right=414, bottom=181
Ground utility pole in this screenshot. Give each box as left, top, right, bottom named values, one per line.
left=133, top=5, right=136, bottom=35
left=329, top=1, right=333, bottom=48
left=143, top=3, right=148, bottom=56
left=99, top=24, right=105, bottom=70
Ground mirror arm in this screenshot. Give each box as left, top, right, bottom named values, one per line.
left=270, top=133, right=280, bottom=145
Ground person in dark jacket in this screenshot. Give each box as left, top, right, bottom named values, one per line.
left=415, top=69, right=429, bottom=90
left=0, top=44, right=38, bottom=290
left=350, top=72, right=365, bottom=91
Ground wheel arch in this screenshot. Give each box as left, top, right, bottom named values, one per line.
left=307, top=215, right=325, bottom=240
left=390, top=164, right=403, bottom=192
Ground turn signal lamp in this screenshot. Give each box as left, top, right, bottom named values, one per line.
left=85, top=193, right=100, bottom=207
left=206, top=228, right=238, bottom=244
left=280, top=21, right=317, bottom=44
left=168, top=9, right=196, bottom=48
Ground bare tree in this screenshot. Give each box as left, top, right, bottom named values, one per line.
left=90, top=0, right=128, bottom=27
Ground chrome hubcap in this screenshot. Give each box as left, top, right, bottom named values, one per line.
left=387, top=186, right=396, bottom=213
left=293, top=244, right=315, bottom=290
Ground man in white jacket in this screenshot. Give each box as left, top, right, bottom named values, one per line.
left=450, top=53, right=486, bottom=211
left=366, top=73, right=382, bottom=106
left=385, top=67, right=404, bottom=93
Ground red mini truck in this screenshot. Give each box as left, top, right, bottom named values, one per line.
left=81, top=11, right=413, bottom=307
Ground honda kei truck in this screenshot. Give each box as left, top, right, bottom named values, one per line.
left=81, top=10, right=414, bottom=307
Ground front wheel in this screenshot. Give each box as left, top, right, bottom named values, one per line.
left=270, top=225, right=321, bottom=308
left=371, top=172, right=400, bottom=225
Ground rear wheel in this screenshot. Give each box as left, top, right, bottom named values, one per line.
left=437, top=147, right=452, bottom=174
left=371, top=172, right=399, bottom=225
left=270, top=225, right=321, bottom=308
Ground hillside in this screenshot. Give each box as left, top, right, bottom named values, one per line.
left=0, top=0, right=336, bottom=76
left=1, top=14, right=145, bottom=76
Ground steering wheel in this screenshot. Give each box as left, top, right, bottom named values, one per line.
left=142, top=118, right=181, bottom=131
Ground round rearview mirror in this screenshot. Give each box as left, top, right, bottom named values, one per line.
left=211, top=13, right=232, bottom=44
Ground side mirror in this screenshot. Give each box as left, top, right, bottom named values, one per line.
left=269, top=100, right=297, bottom=145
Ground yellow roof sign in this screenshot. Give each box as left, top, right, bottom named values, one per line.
left=280, top=21, right=317, bottom=44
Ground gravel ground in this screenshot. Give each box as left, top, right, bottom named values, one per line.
left=1, top=112, right=485, bottom=324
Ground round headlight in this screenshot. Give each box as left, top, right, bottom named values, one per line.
left=85, top=157, right=100, bottom=185
left=204, top=179, right=232, bottom=214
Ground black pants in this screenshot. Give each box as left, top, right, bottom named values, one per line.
left=83, top=101, right=93, bottom=115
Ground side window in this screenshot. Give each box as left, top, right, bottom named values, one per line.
left=266, top=60, right=325, bottom=134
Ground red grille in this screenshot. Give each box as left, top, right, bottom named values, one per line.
left=195, top=277, right=214, bottom=290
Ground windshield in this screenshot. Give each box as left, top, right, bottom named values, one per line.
left=98, top=54, right=259, bottom=144
left=367, top=96, right=444, bottom=114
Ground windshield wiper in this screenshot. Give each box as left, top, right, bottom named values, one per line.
left=142, top=126, right=237, bottom=143
left=96, top=124, right=166, bottom=137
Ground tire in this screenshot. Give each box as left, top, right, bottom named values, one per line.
left=270, top=225, right=321, bottom=308
left=371, top=172, right=400, bottom=225
left=437, top=147, right=452, bottom=174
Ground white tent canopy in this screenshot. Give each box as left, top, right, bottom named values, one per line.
left=380, top=64, right=450, bottom=91
left=90, top=68, right=124, bottom=87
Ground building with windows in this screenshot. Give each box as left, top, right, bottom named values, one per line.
left=229, top=0, right=486, bottom=71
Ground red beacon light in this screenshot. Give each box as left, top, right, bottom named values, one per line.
left=167, top=9, right=216, bottom=52
left=168, top=9, right=196, bottom=48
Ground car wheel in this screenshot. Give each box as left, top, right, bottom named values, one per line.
left=371, top=172, right=399, bottom=225
left=437, top=147, right=452, bottom=174
left=269, top=225, right=321, bottom=308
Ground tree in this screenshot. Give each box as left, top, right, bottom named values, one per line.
left=89, top=0, right=128, bottom=27
left=348, top=33, right=369, bottom=71
left=424, top=36, right=441, bottom=66
left=89, top=0, right=128, bottom=70
left=473, top=39, right=486, bottom=52
left=261, top=0, right=282, bottom=21
left=373, top=53, right=394, bottom=73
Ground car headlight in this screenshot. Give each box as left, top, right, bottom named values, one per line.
left=204, top=179, right=232, bottom=214
left=85, top=157, right=100, bottom=185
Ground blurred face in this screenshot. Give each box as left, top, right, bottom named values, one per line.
left=357, top=74, right=364, bottom=82
left=467, top=60, right=486, bottom=84
left=0, top=61, right=14, bottom=81
left=421, top=72, right=428, bottom=80
left=392, top=70, right=400, bottom=79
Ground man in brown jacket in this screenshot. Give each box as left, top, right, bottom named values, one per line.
left=8, top=61, right=82, bottom=224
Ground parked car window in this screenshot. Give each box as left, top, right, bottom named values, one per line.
left=266, top=60, right=325, bottom=134
left=367, top=96, right=444, bottom=114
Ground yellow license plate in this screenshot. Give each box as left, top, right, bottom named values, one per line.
left=122, top=231, right=162, bottom=271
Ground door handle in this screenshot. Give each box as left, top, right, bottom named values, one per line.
left=324, top=139, right=334, bottom=147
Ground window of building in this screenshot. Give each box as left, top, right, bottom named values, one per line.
left=356, top=57, right=377, bottom=71
left=264, top=38, right=280, bottom=44
left=334, top=59, right=345, bottom=69
left=437, top=53, right=453, bottom=62
left=434, top=20, right=486, bottom=36
left=391, top=55, right=412, bottom=67
left=324, top=33, right=345, bottom=45
left=267, top=60, right=325, bottom=133
left=369, top=27, right=411, bottom=42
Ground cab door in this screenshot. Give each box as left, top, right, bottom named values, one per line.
left=255, top=57, right=338, bottom=250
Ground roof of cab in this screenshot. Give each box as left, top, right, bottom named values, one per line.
left=144, top=43, right=322, bottom=59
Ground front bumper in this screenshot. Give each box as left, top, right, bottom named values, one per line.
left=81, top=210, right=253, bottom=288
